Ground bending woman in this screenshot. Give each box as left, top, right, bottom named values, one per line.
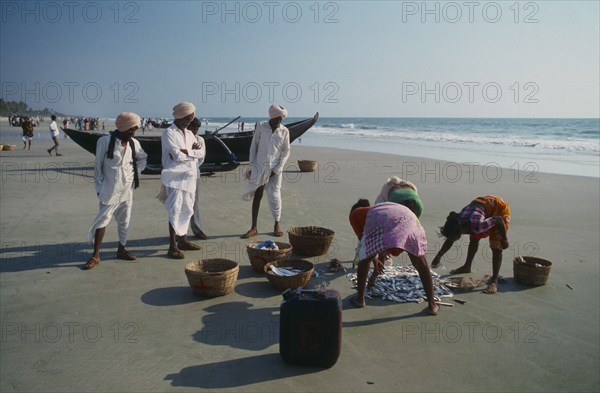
left=431, top=195, right=510, bottom=294
left=351, top=202, right=439, bottom=315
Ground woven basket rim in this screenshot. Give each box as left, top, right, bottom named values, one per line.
left=288, top=226, right=335, bottom=236
left=513, top=256, right=552, bottom=268
left=264, top=259, right=314, bottom=289
left=246, top=241, right=292, bottom=251
left=266, top=258, right=314, bottom=269
left=185, top=259, right=239, bottom=275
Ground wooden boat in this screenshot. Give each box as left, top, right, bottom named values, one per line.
left=62, top=113, right=318, bottom=173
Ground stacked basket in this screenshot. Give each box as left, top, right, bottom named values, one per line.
left=264, top=259, right=314, bottom=290
left=513, top=256, right=552, bottom=286
left=185, top=259, right=239, bottom=297
left=288, top=226, right=335, bottom=257
left=246, top=241, right=292, bottom=273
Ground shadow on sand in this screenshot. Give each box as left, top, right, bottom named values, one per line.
left=164, top=353, right=322, bottom=388
left=0, top=237, right=168, bottom=273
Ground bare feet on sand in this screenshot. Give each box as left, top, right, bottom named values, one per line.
left=351, top=296, right=365, bottom=308
left=483, top=280, right=498, bottom=294
left=428, top=303, right=440, bottom=315
left=449, top=266, right=471, bottom=275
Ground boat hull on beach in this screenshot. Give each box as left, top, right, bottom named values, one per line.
left=62, top=113, right=319, bottom=173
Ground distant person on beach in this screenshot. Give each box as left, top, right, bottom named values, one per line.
left=431, top=195, right=510, bottom=294
left=21, top=117, right=34, bottom=150
left=158, top=102, right=203, bottom=259
left=350, top=202, right=439, bottom=315
left=47, top=115, right=61, bottom=156
left=187, top=117, right=207, bottom=240
left=241, top=104, right=290, bottom=239
left=84, top=112, right=148, bottom=270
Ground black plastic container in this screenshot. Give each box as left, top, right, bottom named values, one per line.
left=279, top=289, right=342, bottom=368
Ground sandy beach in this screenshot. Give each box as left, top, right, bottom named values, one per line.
left=0, top=120, right=599, bottom=392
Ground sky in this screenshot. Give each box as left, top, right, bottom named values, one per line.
left=1, top=0, right=599, bottom=118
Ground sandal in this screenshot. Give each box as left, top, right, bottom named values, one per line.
left=241, top=228, right=258, bottom=239
left=177, top=240, right=201, bottom=251
left=167, top=249, right=185, bottom=259
left=116, top=249, right=137, bottom=261
left=83, top=256, right=100, bottom=270
left=273, top=230, right=284, bottom=237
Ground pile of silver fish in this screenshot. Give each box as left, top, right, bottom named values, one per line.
left=269, top=265, right=306, bottom=277
left=347, top=265, right=454, bottom=303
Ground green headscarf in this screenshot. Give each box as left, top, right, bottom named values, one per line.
left=388, top=188, right=423, bottom=218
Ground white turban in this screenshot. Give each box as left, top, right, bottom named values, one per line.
left=172, top=102, right=196, bottom=119
left=268, top=104, right=288, bottom=120
left=115, top=112, right=141, bottom=132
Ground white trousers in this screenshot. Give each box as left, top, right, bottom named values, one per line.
left=243, top=171, right=283, bottom=221
left=165, top=186, right=195, bottom=236
left=260, top=172, right=283, bottom=221
left=87, top=196, right=132, bottom=245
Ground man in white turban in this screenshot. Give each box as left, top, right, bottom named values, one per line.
left=241, top=104, right=290, bottom=238
left=84, top=112, right=147, bottom=270
left=160, top=102, right=204, bottom=259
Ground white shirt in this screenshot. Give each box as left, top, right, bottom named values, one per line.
left=49, top=121, right=60, bottom=138
left=160, top=123, right=204, bottom=192
left=95, top=135, right=147, bottom=205
left=248, top=121, right=290, bottom=179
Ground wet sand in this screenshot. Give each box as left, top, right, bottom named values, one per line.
left=1, top=119, right=599, bottom=392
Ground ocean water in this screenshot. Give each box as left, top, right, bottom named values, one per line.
left=4, top=117, right=598, bottom=177
left=294, top=117, right=600, bottom=178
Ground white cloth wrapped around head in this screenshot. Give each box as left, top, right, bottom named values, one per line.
left=172, top=102, right=196, bottom=119
left=115, top=112, right=141, bottom=132
left=268, top=104, right=288, bottom=120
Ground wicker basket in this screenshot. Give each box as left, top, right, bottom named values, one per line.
left=288, top=226, right=334, bottom=257
left=2, top=145, right=16, bottom=151
left=298, top=160, right=317, bottom=172
left=246, top=241, right=293, bottom=273
left=185, top=259, right=239, bottom=297
left=264, top=259, right=314, bottom=290
left=513, top=256, right=552, bottom=286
